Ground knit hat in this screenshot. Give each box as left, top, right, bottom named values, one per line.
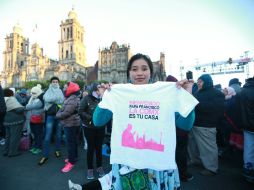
left=166, top=75, right=178, bottom=82
left=229, top=78, right=241, bottom=86
left=31, top=84, right=43, bottom=98
left=65, top=82, right=80, bottom=97
left=198, top=74, right=213, bottom=89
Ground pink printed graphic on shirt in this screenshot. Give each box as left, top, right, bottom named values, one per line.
left=121, top=124, right=164, bottom=152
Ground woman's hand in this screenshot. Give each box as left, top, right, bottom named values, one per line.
left=176, top=79, right=194, bottom=94
left=98, top=83, right=113, bottom=97
left=82, top=91, right=88, bottom=97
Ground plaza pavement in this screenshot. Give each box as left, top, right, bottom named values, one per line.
left=0, top=144, right=253, bottom=190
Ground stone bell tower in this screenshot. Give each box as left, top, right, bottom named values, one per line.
left=2, top=23, right=29, bottom=87
left=58, top=8, right=87, bottom=67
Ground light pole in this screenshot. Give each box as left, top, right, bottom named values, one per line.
left=244, top=50, right=249, bottom=58
left=195, top=58, right=200, bottom=77
left=179, top=60, right=184, bottom=80
left=244, top=50, right=250, bottom=79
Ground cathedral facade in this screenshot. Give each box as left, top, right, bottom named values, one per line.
left=98, top=41, right=166, bottom=83
left=0, top=9, right=167, bottom=88
left=0, top=9, right=88, bottom=88
left=98, top=42, right=132, bottom=83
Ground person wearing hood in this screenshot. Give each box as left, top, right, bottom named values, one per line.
left=188, top=74, right=224, bottom=176
left=79, top=82, right=106, bottom=180
left=229, top=78, right=242, bottom=94
left=3, top=88, right=25, bottom=157
left=56, top=82, right=81, bottom=173
left=38, top=76, right=65, bottom=165
left=15, top=88, right=30, bottom=106
left=26, top=84, right=44, bottom=154
left=239, top=77, right=254, bottom=182
left=0, top=85, right=7, bottom=145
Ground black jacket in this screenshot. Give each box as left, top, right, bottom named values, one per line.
left=0, top=85, right=6, bottom=122
left=79, top=95, right=100, bottom=128
left=194, top=87, right=225, bottom=128
left=239, top=78, right=254, bottom=132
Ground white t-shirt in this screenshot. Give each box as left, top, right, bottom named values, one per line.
left=98, top=82, right=199, bottom=170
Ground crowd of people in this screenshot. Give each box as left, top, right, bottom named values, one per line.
left=0, top=53, right=253, bottom=190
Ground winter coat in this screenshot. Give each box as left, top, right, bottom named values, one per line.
left=239, top=78, right=254, bottom=132
left=26, top=96, right=45, bottom=123
left=15, top=93, right=30, bottom=106
left=4, top=97, right=25, bottom=126
left=79, top=94, right=100, bottom=128
left=43, top=84, right=64, bottom=112
left=55, top=94, right=80, bottom=128
left=224, top=95, right=242, bottom=131
left=194, top=75, right=225, bottom=128
left=0, top=85, right=6, bottom=122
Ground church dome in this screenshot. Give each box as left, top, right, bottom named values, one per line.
left=13, top=23, right=23, bottom=35
left=68, top=8, right=77, bottom=20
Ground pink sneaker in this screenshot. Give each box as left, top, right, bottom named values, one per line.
left=61, top=162, right=74, bottom=173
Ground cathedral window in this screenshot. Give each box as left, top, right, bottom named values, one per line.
left=20, top=61, right=24, bottom=67
left=67, top=28, right=70, bottom=39
left=66, top=50, right=69, bottom=58
left=25, top=44, right=28, bottom=53
left=70, top=27, right=73, bottom=38
left=70, top=46, right=73, bottom=59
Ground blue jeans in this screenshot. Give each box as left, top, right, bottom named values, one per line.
left=244, top=130, right=254, bottom=167
left=43, top=116, right=62, bottom=157
left=64, top=126, right=78, bottom=164
left=30, top=123, right=43, bottom=149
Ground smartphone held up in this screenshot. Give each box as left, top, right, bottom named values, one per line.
left=186, top=71, right=193, bottom=80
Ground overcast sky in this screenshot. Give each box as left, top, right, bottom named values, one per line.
left=0, top=0, right=254, bottom=84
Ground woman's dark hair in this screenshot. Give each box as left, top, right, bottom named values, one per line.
left=127, top=53, right=153, bottom=79
left=3, top=88, right=14, bottom=97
